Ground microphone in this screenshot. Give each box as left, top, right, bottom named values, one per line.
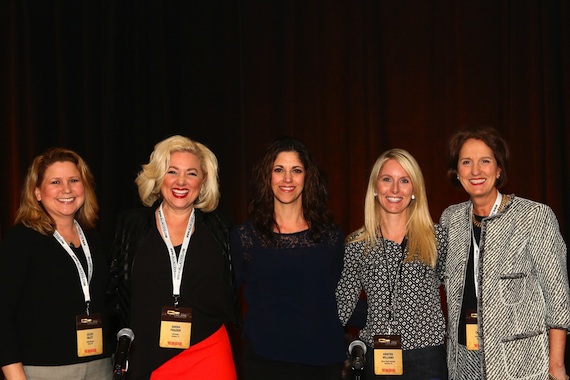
left=113, top=328, right=135, bottom=380
left=348, top=339, right=367, bottom=371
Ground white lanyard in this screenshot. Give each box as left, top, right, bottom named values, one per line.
left=53, top=220, right=93, bottom=314
left=157, top=203, right=195, bottom=307
left=471, top=192, right=502, bottom=298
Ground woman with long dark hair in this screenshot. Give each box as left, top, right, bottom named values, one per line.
left=231, top=137, right=346, bottom=380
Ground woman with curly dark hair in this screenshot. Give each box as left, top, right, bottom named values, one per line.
left=230, top=137, right=346, bottom=380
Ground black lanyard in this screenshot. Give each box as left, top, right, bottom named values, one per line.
left=381, top=235, right=408, bottom=331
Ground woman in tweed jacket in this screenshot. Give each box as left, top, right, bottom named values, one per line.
left=440, top=127, right=570, bottom=380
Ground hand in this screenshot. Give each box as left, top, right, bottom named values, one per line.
left=548, top=329, right=568, bottom=380
left=549, top=366, right=569, bottom=380
left=1, top=362, right=27, bottom=380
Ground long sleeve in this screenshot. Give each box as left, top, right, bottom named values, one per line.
left=434, top=224, right=448, bottom=284
left=0, top=226, right=32, bottom=366
left=528, top=204, right=570, bottom=329
left=335, top=240, right=363, bottom=326
left=0, top=224, right=111, bottom=367
left=229, top=225, right=246, bottom=287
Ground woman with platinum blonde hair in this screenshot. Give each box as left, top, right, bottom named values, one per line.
left=336, top=148, right=447, bottom=379
left=109, top=135, right=237, bottom=380
left=135, top=135, right=220, bottom=212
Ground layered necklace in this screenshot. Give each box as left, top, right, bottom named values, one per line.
left=472, top=194, right=509, bottom=228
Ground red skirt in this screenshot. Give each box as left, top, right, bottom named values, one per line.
left=150, top=325, right=236, bottom=380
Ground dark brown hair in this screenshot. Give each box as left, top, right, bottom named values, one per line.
left=248, top=137, right=333, bottom=244
left=447, top=127, right=510, bottom=189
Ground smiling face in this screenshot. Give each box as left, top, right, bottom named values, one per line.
left=160, top=151, right=204, bottom=214
left=271, top=151, right=305, bottom=207
left=35, top=161, right=85, bottom=224
left=375, top=159, right=414, bottom=216
left=457, top=138, right=501, bottom=200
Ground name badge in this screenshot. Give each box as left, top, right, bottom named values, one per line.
left=76, top=313, right=103, bottom=357
left=466, top=309, right=479, bottom=350
left=159, top=306, right=192, bottom=349
left=373, top=335, right=403, bottom=376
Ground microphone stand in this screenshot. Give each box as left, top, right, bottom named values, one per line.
left=353, top=369, right=364, bottom=380
left=349, top=339, right=367, bottom=380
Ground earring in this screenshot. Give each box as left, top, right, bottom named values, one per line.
left=373, top=192, right=378, bottom=197
left=411, top=194, right=415, bottom=200
left=457, top=175, right=459, bottom=180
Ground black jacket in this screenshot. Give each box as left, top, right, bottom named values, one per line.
left=107, top=204, right=237, bottom=330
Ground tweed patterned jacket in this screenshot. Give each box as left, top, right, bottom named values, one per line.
left=440, top=195, right=570, bottom=380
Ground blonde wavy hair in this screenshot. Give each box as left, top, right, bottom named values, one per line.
left=349, top=148, right=437, bottom=267
left=15, top=147, right=99, bottom=235
left=135, top=135, right=220, bottom=212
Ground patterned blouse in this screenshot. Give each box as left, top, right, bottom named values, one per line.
left=336, top=224, right=447, bottom=350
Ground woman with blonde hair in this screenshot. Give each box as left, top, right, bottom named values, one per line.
left=0, top=147, right=112, bottom=380
left=109, top=135, right=236, bottom=379
left=336, top=148, right=447, bottom=379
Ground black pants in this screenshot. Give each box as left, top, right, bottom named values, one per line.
left=353, top=344, right=447, bottom=380
left=242, top=339, right=344, bottom=380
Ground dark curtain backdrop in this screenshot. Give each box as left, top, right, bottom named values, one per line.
left=1, top=0, right=243, bottom=237
left=238, top=0, right=570, bottom=237
left=2, top=0, right=570, bottom=366
left=6, top=1, right=568, bottom=240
